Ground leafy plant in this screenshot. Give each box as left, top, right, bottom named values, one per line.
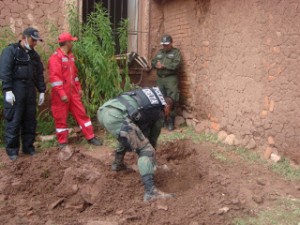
left=118, top=19, right=131, bottom=91
left=68, top=4, right=132, bottom=116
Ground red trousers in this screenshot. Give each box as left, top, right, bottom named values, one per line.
left=51, top=93, right=95, bottom=144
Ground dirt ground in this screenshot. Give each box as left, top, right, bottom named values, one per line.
left=0, top=137, right=300, bottom=225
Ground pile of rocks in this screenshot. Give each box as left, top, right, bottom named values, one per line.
left=176, top=109, right=281, bottom=163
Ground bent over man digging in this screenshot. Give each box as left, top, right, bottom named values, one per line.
left=48, top=32, right=102, bottom=160
left=97, top=87, right=175, bottom=201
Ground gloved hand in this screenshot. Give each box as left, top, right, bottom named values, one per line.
left=5, top=91, right=15, bottom=106
left=38, top=93, right=45, bottom=106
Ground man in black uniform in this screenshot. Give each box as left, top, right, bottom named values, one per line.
left=0, top=27, right=46, bottom=161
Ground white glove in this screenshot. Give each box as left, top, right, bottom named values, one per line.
left=5, top=91, right=15, bottom=106
left=38, top=93, right=45, bottom=106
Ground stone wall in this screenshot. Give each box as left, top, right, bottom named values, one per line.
left=149, top=0, right=300, bottom=159
left=0, top=0, right=74, bottom=40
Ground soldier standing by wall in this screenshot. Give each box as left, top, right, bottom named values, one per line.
left=0, top=27, right=46, bottom=161
left=151, top=34, right=182, bottom=131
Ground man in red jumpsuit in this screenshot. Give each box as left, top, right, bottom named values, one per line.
left=48, top=32, right=101, bottom=155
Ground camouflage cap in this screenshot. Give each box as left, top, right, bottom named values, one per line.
left=160, top=34, right=173, bottom=45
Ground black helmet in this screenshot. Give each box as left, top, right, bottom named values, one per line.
left=160, top=34, right=173, bottom=45
left=23, top=27, right=43, bottom=41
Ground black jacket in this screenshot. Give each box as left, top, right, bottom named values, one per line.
left=0, top=42, right=46, bottom=93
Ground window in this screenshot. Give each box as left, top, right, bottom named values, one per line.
left=82, top=0, right=138, bottom=54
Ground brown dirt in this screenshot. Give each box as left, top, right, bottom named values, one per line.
left=0, top=139, right=300, bottom=225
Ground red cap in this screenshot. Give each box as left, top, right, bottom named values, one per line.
left=58, top=32, right=78, bottom=43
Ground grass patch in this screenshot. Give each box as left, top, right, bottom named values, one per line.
left=158, top=127, right=219, bottom=144
left=233, top=198, right=300, bottom=225
left=227, top=146, right=264, bottom=164
left=103, top=133, right=118, bottom=149
left=36, top=120, right=55, bottom=136
left=37, top=138, right=57, bottom=151
left=211, top=150, right=232, bottom=164
left=0, top=162, right=6, bottom=169
left=270, top=158, right=300, bottom=181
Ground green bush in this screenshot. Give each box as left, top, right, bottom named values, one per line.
left=68, top=4, right=132, bottom=116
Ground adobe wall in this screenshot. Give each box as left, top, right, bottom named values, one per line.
left=149, top=0, right=300, bottom=158
left=0, top=0, right=75, bottom=40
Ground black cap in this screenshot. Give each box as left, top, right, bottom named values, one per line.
left=160, top=34, right=173, bottom=45
left=23, top=27, right=43, bottom=41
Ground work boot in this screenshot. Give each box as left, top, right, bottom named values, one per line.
left=168, top=116, right=175, bottom=131
left=23, top=147, right=36, bottom=156
left=111, top=152, right=127, bottom=171
left=144, top=187, right=175, bottom=202
left=6, top=148, right=18, bottom=161
left=142, top=174, right=175, bottom=202
left=88, top=137, right=103, bottom=146
left=9, top=155, right=18, bottom=161
left=58, top=144, right=74, bottom=161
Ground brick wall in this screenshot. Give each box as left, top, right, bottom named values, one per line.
left=149, top=0, right=300, bottom=158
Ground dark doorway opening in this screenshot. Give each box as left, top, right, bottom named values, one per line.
left=82, top=0, right=128, bottom=54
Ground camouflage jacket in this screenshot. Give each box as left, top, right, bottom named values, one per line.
left=151, top=47, right=182, bottom=77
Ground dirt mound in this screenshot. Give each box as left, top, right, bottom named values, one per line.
left=0, top=139, right=300, bottom=225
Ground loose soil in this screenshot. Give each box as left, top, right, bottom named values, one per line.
left=0, top=138, right=300, bottom=225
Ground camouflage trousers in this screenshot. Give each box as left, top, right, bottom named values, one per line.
left=97, top=106, right=156, bottom=176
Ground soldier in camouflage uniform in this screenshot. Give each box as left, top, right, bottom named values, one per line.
left=97, top=87, right=174, bottom=201
left=151, top=34, right=182, bottom=131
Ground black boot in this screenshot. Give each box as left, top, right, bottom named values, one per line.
left=168, top=116, right=175, bottom=131
left=142, top=174, right=175, bottom=202
left=111, top=152, right=127, bottom=171
left=88, top=137, right=103, bottom=146
left=6, top=148, right=19, bottom=161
